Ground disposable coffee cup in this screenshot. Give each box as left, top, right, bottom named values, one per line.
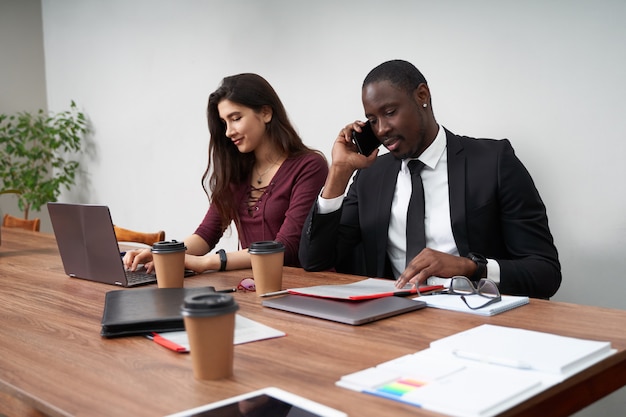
left=181, top=292, right=239, bottom=380
left=151, top=240, right=187, bottom=288
left=248, top=241, right=285, bottom=296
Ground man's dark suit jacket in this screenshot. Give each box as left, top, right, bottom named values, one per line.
left=299, top=128, right=561, bottom=299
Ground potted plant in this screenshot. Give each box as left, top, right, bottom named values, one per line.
left=0, top=101, right=88, bottom=219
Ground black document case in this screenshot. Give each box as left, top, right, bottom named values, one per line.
left=101, top=286, right=215, bottom=338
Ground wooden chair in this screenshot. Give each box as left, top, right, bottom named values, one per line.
left=2, top=213, right=41, bottom=232
left=113, top=225, right=165, bottom=246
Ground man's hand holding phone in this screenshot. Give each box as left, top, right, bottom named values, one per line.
left=352, top=121, right=381, bottom=156
left=335, top=121, right=379, bottom=168
left=322, top=121, right=380, bottom=199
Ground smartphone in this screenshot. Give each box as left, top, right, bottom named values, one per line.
left=351, top=121, right=381, bottom=156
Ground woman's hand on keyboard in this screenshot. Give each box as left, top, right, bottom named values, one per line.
left=123, top=249, right=154, bottom=273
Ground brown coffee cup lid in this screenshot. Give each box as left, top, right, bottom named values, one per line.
left=151, top=240, right=186, bottom=254
left=248, top=240, right=285, bottom=254
left=181, top=293, right=239, bottom=317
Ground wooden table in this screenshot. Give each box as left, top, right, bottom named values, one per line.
left=1, top=227, right=625, bottom=417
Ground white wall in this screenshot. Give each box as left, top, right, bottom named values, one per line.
left=0, top=0, right=48, bottom=222
left=0, top=0, right=46, bottom=114
left=2, top=1, right=623, bottom=414
left=42, top=0, right=626, bottom=308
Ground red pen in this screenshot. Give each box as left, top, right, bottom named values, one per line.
left=151, top=333, right=187, bottom=352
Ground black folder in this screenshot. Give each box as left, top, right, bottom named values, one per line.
left=100, top=286, right=215, bottom=338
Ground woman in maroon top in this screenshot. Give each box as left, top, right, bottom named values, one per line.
left=124, top=73, right=327, bottom=273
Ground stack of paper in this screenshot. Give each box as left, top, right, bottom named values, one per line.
left=336, top=324, right=614, bottom=417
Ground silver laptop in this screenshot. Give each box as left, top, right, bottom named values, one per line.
left=262, top=294, right=426, bottom=325
left=47, top=202, right=157, bottom=287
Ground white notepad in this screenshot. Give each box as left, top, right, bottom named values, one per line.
left=417, top=293, right=529, bottom=316
left=430, top=324, right=613, bottom=376
left=150, top=315, right=285, bottom=352
left=337, top=348, right=542, bottom=417
left=337, top=324, right=615, bottom=417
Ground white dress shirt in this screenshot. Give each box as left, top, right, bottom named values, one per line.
left=387, top=126, right=458, bottom=282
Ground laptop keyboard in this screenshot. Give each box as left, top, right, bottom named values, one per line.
left=125, top=269, right=157, bottom=286
left=123, top=268, right=195, bottom=286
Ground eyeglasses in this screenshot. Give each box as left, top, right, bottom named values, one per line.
left=237, top=277, right=256, bottom=292
left=448, top=276, right=501, bottom=310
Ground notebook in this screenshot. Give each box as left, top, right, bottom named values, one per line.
left=262, top=294, right=426, bottom=325
left=429, top=324, right=614, bottom=376
left=47, top=202, right=158, bottom=287
left=417, top=293, right=529, bottom=316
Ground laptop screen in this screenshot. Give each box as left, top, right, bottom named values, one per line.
left=47, top=202, right=149, bottom=286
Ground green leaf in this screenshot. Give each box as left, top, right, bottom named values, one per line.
left=0, top=102, right=88, bottom=218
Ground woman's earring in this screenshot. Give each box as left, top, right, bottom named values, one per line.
left=423, top=103, right=428, bottom=108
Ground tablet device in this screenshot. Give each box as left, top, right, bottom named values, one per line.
left=164, top=387, right=347, bottom=417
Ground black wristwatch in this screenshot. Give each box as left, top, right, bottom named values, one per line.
left=216, top=249, right=227, bottom=271
left=466, top=252, right=487, bottom=282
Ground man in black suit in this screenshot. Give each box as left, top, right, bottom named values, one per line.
left=299, top=60, right=561, bottom=299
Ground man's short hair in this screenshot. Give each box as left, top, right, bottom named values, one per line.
left=363, top=60, right=428, bottom=94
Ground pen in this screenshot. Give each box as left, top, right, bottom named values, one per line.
left=216, top=288, right=237, bottom=293
left=452, top=349, right=532, bottom=370
left=260, top=289, right=289, bottom=297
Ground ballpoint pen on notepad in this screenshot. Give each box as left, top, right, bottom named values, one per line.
left=452, top=349, right=532, bottom=370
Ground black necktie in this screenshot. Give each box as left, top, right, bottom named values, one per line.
left=406, top=160, right=426, bottom=266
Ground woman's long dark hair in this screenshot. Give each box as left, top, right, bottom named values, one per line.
left=203, top=73, right=314, bottom=230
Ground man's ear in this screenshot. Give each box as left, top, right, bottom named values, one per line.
left=261, top=105, right=273, bottom=123
left=413, top=83, right=431, bottom=107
